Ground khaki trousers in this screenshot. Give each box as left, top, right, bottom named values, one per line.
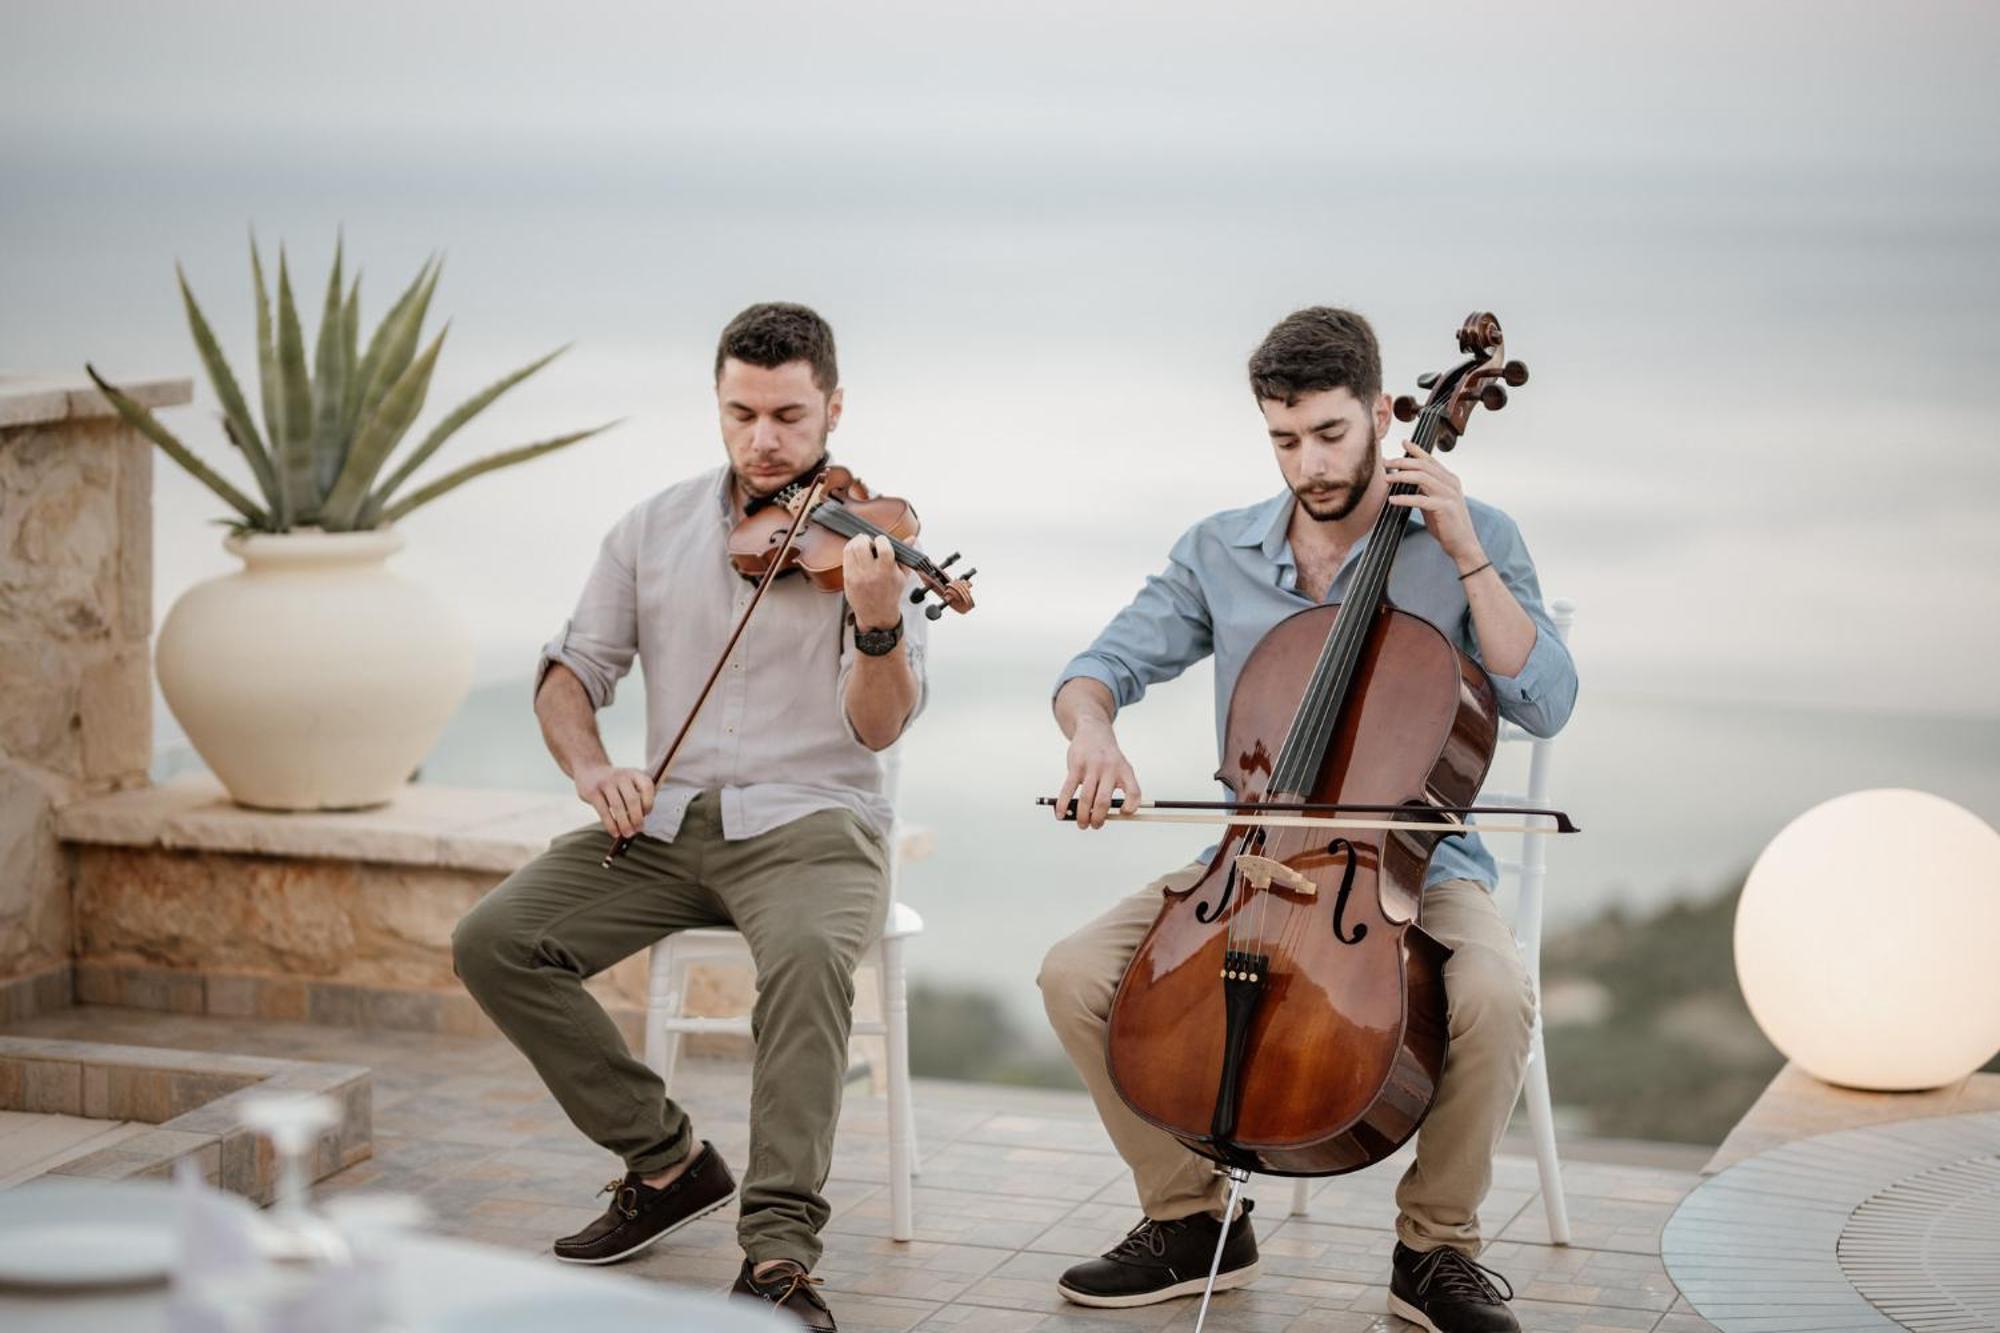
left=1037, top=864, right=1534, bottom=1254
left=451, top=794, right=889, bottom=1267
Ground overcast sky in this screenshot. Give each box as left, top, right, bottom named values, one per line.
left=6, top=1, right=1996, bottom=169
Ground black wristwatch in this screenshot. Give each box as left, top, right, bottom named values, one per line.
left=851, top=616, right=903, bottom=657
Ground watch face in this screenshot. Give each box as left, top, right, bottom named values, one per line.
left=855, top=622, right=902, bottom=655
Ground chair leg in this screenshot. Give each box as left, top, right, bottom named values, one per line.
left=881, top=935, right=915, bottom=1243
left=900, top=1059, right=921, bottom=1178
left=652, top=955, right=691, bottom=1092
left=644, top=950, right=670, bottom=1076
left=1290, top=1176, right=1311, bottom=1217
left=875, top=953, right=920, bottom=1175
left=1522, top=1023, right=1570, bottom=1245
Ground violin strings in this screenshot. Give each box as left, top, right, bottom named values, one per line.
left=809, top=499, right=934, bottom=573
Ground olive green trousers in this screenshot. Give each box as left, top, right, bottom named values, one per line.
left=451, top=793, right=889, bottom=1267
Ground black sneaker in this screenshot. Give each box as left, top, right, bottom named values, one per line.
left=551, top=1140, right=735, bottom=1265
left=730, top=1257, right=837, bottom=1331
left=1389, top=1241, right=1518, bottom=1332
left=1056, top=1198, right=1259, bottom=1308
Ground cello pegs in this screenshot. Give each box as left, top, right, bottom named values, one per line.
left=924, top=601, right=945, bottom=621
left=960, top=567, right=977, bottom=581
left=1503, top=360, right=1529, bottom=387
left=1479, top=383, right=1509, bottom=411
left=1416, top=371, right=1440, bottom=389
left=908, top=586, right=928, bottom=605
left=939, top=552, right=961, bottom=568
left=1393, top=395, right=1421, bottom=422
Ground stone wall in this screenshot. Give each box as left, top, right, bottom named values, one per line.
left=55, top=776, right=778, bottom=1057
left=0, top=374, right=188, bottom=1012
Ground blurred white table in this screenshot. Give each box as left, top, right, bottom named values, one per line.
left=0, top=1179, right=786, bottom=1332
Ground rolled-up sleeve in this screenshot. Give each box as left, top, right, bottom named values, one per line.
left=1472, top=511, right=1577, bottom=738
left=1054, top=524, right=1214, bottom=710
left=535, top=512, right=640, bottom=710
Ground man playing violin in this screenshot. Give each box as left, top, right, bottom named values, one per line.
left=453, top=302, right=926, bottom=1331
left=1040, top=307, right=1577, bottom=1332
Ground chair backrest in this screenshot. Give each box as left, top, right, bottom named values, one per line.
left=1478, top=598, right=1575, bottom=986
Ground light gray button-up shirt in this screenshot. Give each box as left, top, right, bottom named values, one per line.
left=537, top=463, right=927, bottom=843
left=1057, top=490, right=1577, bottom=889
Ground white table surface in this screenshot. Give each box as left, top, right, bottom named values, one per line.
left=0, top=1179, right=789, bottom=1332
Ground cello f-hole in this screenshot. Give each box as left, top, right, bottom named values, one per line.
left=1327, top=838, right=1367, bottom=945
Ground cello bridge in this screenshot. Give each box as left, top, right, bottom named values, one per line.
left=1233, top=853, right=1315, bottom=897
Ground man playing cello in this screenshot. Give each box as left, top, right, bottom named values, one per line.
left=453, top=303, right=927, bottom=1331
left=1040, top=307, right=1577, bottom=1332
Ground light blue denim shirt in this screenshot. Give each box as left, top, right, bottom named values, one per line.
left=1056, top=490, right=1577, bottom=890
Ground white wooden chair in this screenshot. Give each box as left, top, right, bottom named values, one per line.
left=643, top=749, right=925, bottom=1242
left=1289, top=598, right=1575, bottom=1245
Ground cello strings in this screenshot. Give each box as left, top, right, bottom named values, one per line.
left=1271, top=417, right=1423, bottom=791
left=1272, top=404, right=1441, bottom=793
left=1249, top=403, right=1444, bottom=975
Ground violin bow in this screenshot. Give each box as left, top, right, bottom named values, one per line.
left=1036, top=796, right=1579, bottom=837
left=601, top=473, right=829, bottom=868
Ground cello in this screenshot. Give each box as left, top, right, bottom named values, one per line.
left=1090, top=313, right=1557, bottom=1218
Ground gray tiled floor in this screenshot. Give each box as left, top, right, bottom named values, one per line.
left=5, top=1006, right=1720, bottom=1331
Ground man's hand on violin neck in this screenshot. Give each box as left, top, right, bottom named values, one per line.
left=842, top=533, right=906, bottom=630
left=576, top=764, right=657, bottom=839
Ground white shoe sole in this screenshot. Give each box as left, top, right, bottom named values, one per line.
left=1056, top=1261, right=1261, bottom=1309
left=1387, top=1290, right=1442, bottom=1330
left=552, top=1190, right=733, bottom=1265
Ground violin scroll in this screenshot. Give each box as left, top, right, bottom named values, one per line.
left=908, top=551, right=976, bottom=620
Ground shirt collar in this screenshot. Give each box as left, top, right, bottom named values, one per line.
left=1228, top=486, right=1427, bottom=567
left=1230, top=490, right=1295, bottom=561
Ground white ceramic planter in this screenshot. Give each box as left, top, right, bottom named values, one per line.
left=156, top=527, right=473, bottom=810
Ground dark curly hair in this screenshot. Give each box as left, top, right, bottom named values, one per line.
left=1247, top=307, right=1381, bottom=407
left=714, top=302, right=839, bottom=394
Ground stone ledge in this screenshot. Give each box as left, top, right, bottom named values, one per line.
left=58, top=773, right=587, bottom=871
left=0, top=373, right=192, bottom=430
left=71, top=957, right=650, bottom=1053
left=1705, top=1060, right=2000, bottom=1174
left=0, top=1034, right=368, bottom=1201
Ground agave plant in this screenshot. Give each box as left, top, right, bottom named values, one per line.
left=86, top=236, right=615, bottom=533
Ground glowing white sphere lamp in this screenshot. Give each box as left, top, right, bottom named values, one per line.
left=1734, top=788, right=2000, bottom=1091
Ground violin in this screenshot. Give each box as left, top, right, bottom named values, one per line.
left=729, top=464, right=976, bottom=620
left=1097, top=313, right=1542, bottom=1177
left=602, top=464, right=975, bottom=868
